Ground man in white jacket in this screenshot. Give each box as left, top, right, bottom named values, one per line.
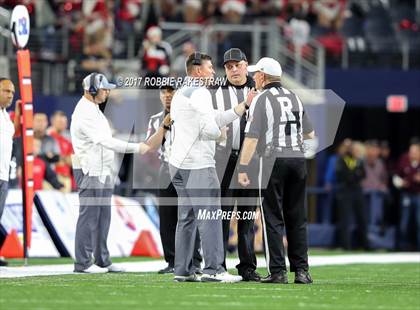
left=169, top=52, right=256, bottom=282
left=71, top=73, right=150, bottom=273
left=0, top=78, right=21, bottom=267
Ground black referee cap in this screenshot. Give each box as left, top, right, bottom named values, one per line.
left=223, top=48, right=247, bottom=65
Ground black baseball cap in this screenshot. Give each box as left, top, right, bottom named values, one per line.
left=223, top=48, right=247, bottom=65
left=159, top=80, right=176, bottom=91
left=159, top=84, right=175, bottom=91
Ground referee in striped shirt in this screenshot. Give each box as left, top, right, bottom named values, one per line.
left=211, top=48, right=260, bottom=281
left=238, top=57, right=315, bottom=284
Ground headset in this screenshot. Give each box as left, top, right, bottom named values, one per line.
left=88, top=73, right=98, bottom=97
left=191, top=52, right=202, bottom=65
left=88, top=73, right=103, bottom=98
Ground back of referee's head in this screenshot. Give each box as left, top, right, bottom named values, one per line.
left=247, top=57, right=283, bottom=89
left=248, top=57, right=282, bottom=80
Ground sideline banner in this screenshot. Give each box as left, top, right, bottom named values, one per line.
left=35, top=191, right=163, bottom=258
left=0, top=189, right=59, bottom=257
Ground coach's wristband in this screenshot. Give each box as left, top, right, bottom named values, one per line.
left=238, top=164, right=249, bottom=173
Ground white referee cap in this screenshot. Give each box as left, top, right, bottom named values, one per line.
left=83, top=73, right=116, bottom=91
left=247, top=57, right=283, bottom=77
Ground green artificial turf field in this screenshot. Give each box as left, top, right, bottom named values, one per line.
left=1, top=263, right=419, bottom=310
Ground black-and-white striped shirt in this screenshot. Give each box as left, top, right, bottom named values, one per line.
left=211, top=76, right=255, bottom=151
left=145, top=110, right=172, bottom=162
left=246, top=82, right=313, bottom=154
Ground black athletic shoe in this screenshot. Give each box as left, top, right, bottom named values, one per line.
left=0, top=259, right=8, bottom=266
left=241, top=270, right=261, bottom=282
left=260, top=272, right=288, bottom=284
left=294, top=270, right=313, bottom=284
left=158, top=265, right=174, bottom=274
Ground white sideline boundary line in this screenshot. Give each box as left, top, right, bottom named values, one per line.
left=0, top=253, right=419, bottom=279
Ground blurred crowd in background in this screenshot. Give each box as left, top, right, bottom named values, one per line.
left=322, top=137, right=420, bottom=250
left=1, top=0, right=419, bottom=79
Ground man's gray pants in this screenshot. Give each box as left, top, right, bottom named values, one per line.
left=73, top=169, right=113, bottom=272
left=0, top=180, right=8, bottom=220
left=169, top=165, right=225, bottom=276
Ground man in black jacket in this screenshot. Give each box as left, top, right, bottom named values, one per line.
left=335, top=141, right=369, bottom=250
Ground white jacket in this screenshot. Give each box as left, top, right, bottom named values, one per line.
left=0, top=108, right=14, bottom=181
left=169, top=85, right=239, bottom=170
left=70, top=96, right=138, bottom=179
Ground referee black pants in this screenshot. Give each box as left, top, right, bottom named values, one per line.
left=158, top=162, right=202, bottom=269
left=261, top=156, right=309, bottom=274
left=218, top=151, right=257, bottom=275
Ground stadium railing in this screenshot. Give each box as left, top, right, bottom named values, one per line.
left=161, top=19, right=326, bottom=89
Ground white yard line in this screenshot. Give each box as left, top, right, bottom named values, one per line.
left=0, top=253, right=419, bottom=279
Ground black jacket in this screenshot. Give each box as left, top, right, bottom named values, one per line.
left=336, top=155, right=366, bottom=190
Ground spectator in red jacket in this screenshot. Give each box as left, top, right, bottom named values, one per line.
left=32, top=138, right=64, bottom=192
left=139, top=26, right=172, bottom=80
left=48, top=111, right=74, bottom=192
left=33, top=113, right=61, bottom=164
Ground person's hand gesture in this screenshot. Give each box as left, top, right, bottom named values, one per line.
left=245, top=88, right=258, bottom=108
left=162, top=114, right=172, bottom=128
left=217, top=126, right=228, bottom=143
left=238, top=172, right=250, bottom=187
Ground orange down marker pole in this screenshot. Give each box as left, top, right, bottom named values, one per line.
left=17, top=49, right=34, bottom=256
